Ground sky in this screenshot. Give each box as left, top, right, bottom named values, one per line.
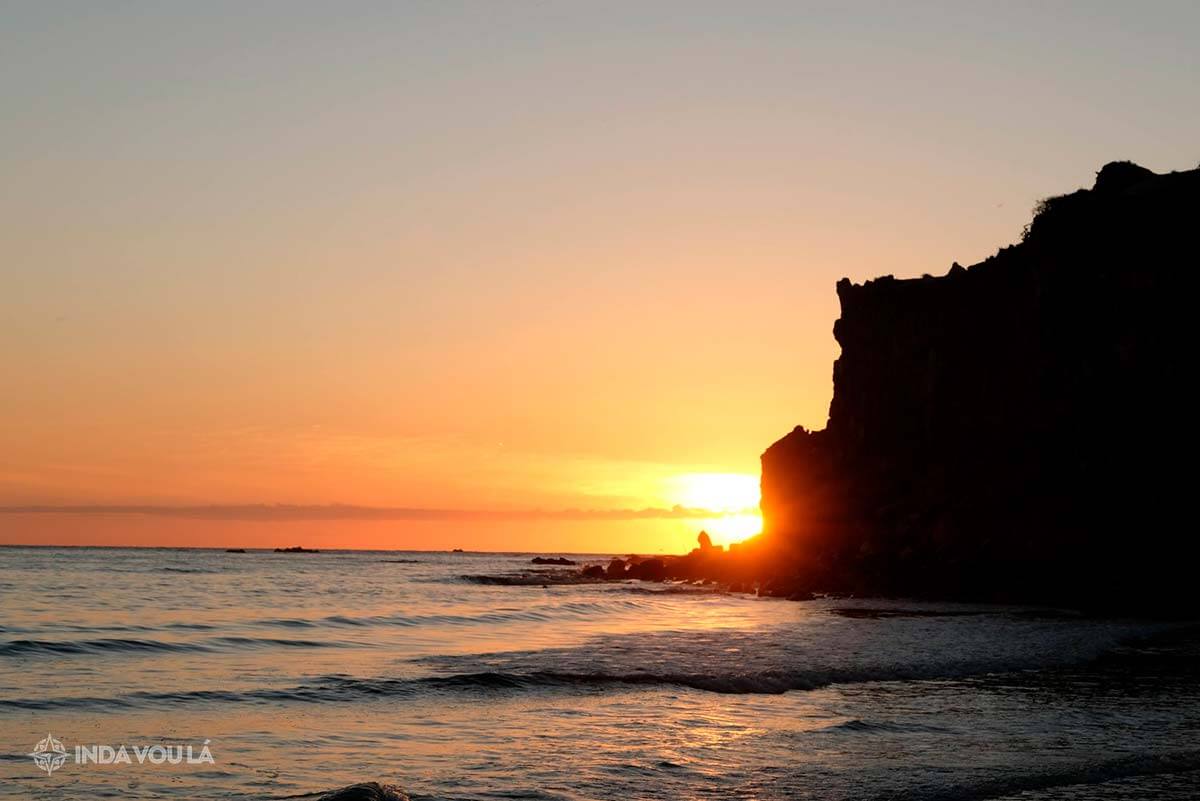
left=2, top=1, right=1198, bottom=552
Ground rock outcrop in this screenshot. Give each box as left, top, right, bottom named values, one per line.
left=760, top=162, right=1198, bottom=610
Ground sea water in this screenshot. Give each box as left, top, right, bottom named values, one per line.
left=1, top=546, right=1197, bottom=799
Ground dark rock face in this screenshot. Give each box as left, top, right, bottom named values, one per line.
left=761, top=162, right=1198, bottom=611
left=531, top=556, right=576, bottom=565
left=605, top=558, right=628, bottom=579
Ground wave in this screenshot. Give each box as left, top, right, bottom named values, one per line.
left=421, top=669, right=812, bottom=693
left=874, top=749, right=1200, bottom=801
left=459, top=572, right=734, bottom=595
left=2, top=599, right=649, bottom=639
left=0, top=600, right=653, bottom=660
left=829, top=607, right=989, bottom=619
left=0, top=621, right=220, bottom=635
left=6, top=620, right=1196, bottom=711
left=0, top=635, right=350, bottom=657
left=0, top=637, right=206, bottom=656
left=619, top=583, right=726, bottom=595
left=252, top=601, right=645, bottom=630
left=0, top=668, right=839, bottom=710
left=460, top=572, right=594, bottom=586
left=819, top=718, right=954, bottom=734
left=462, top=572, right=769, bottom=595
left=0, top=654, right=1124, bottom=711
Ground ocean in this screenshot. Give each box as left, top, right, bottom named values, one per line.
left=1, top=546, right=1197, bottom=800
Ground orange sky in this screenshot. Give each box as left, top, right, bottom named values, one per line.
left=3, top=3, right=1197, bottom=552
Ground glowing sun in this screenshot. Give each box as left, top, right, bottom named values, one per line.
left=670, top=472, right=763, bottom=546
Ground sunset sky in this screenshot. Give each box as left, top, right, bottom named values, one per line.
left=3, top=2, right=1198, bottom=552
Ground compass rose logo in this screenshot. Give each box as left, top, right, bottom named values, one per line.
left=29, top=732, right=69, bottom=776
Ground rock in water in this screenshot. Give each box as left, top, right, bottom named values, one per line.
left=631, top=557, right=667, bottom=581
left=318, top=782, right=410, bottom=801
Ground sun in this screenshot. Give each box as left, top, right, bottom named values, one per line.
left=669, top=472, right=763, bottom=546
left=673, top=472, right=760, bottom=512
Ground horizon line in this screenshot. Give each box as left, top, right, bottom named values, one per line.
left=0, top=543, right=640, bottom=555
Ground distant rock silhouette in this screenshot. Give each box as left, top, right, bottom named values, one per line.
left=531, top=556, right=576, bottom=565
left=273, top=546, right=319, bottom=553
left=760, top=161, right=1198, bottom=612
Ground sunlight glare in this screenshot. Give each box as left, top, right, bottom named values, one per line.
left=670, top=473, right=762, bottom=546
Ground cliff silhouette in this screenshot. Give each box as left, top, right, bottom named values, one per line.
left=760, top=161, right=1198, bottom=611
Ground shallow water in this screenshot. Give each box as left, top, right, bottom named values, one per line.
left=1, top=546, right=1197, bottom=799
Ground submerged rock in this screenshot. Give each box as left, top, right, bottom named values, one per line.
left=605, top=558, right=628, bottom=579
left=581, top=564, right=606, bottom=579
left=318, top=783, right=410, bottom=801
left=531, top=556, right=576, bottom=565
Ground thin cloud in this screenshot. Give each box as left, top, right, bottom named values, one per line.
left=0, top=503, right=759, bottom=522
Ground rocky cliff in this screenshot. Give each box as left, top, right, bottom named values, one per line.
left=760, top=162, right=1198, bottom=610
